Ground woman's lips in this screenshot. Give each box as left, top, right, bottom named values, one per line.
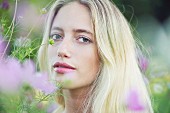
left=53, top=62, right=76, bottom=74
left=54, top=67, right=75, bottom=74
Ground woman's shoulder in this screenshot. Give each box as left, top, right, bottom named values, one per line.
left=52, top=106, right=64, bottom=113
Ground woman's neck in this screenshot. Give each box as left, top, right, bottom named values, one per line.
left=62, top=86, right=91, bottom=113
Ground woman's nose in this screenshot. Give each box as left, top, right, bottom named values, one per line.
left=57, top=39, right=71, bottom=58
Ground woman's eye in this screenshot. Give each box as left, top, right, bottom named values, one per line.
left=77, top=36, right=92, bottom=43
left=50, top=34, right=63, bottom=41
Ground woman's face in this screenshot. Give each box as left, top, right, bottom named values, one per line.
left=48, top=2, right=100, bottom=89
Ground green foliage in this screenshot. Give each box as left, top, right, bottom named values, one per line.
left=10, top=38, right=42, bottom=62
left=0, top=1, right=55, bottom=112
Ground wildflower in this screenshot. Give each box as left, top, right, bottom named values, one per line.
left=136, top=48, right=149, bottom=72
left=139, top=55, right=149, bottom=72
left=49, top=39, right=55, bottom=45
left=0, top=58, right=23, bottom=93
left=126, top=89, right=145, bottom=111
left=22, top=60, right=36, bottom=77
left=0, top=0, right=9, bottom=10
left=22, top=60, right=57, bottom=94
left=29, top=73, right=57, bottom=95
left=0, top=59, right=57, bottom=94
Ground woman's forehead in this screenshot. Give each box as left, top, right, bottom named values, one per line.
left=51, top=1, right=94, bottom=34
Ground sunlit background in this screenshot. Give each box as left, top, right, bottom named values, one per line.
left=0, top=0, right=170, bottom=113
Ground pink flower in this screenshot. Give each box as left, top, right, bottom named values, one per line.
left=136, top=49, right=149, bottom=73
left=22, top=60, right=36, bottom=77
left=27, top=72, right=57, bottom=95
left=0, top=59, right=57, bottom=94
left=126, top=89, right=145, bottom=111
left=138, top=55, right=149, bottom=72
left=22, top=60, right=57, bottom=94
left=0, top=58, right=23, bottom=93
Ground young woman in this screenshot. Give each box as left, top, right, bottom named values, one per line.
left=38, top=0, right=153, bottom=113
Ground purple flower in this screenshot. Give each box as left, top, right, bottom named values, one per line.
left=22, top=60, right=57, bottom=94
left=126, top=89, right=145, bottom=111
left=0, top=58, right=23, bottom=93
left=136, top=49, right=149, bottom=73
left=22, top=60, right=36, bottom=76
left=1, top=0, right=9, bottom=10
left=138, top=55, right=149, bottom=72
left=0, top=58, right=57, bottom=94
left=28, top=73, right=57, bottom=95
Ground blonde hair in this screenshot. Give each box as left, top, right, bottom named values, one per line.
left=38, top=0, right=153, bottom=113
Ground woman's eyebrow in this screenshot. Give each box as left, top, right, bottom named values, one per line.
left=51, top=27, right=94, bottom=36
left=51, top=27, right=63, bottom=32
left=73, top=29, right=94, bottom=36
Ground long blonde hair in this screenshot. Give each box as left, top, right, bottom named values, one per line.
left=38, top=0, right=153, bottom=113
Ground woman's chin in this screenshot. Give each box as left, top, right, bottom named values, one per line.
left=56, top=77, right=75, bottom=89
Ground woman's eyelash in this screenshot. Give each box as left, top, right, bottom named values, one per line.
left=77, top=36, right=92, bottom=43
left=49, top=34, right=92, bottom=44
left=50, top=34, right=63, bottom=41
